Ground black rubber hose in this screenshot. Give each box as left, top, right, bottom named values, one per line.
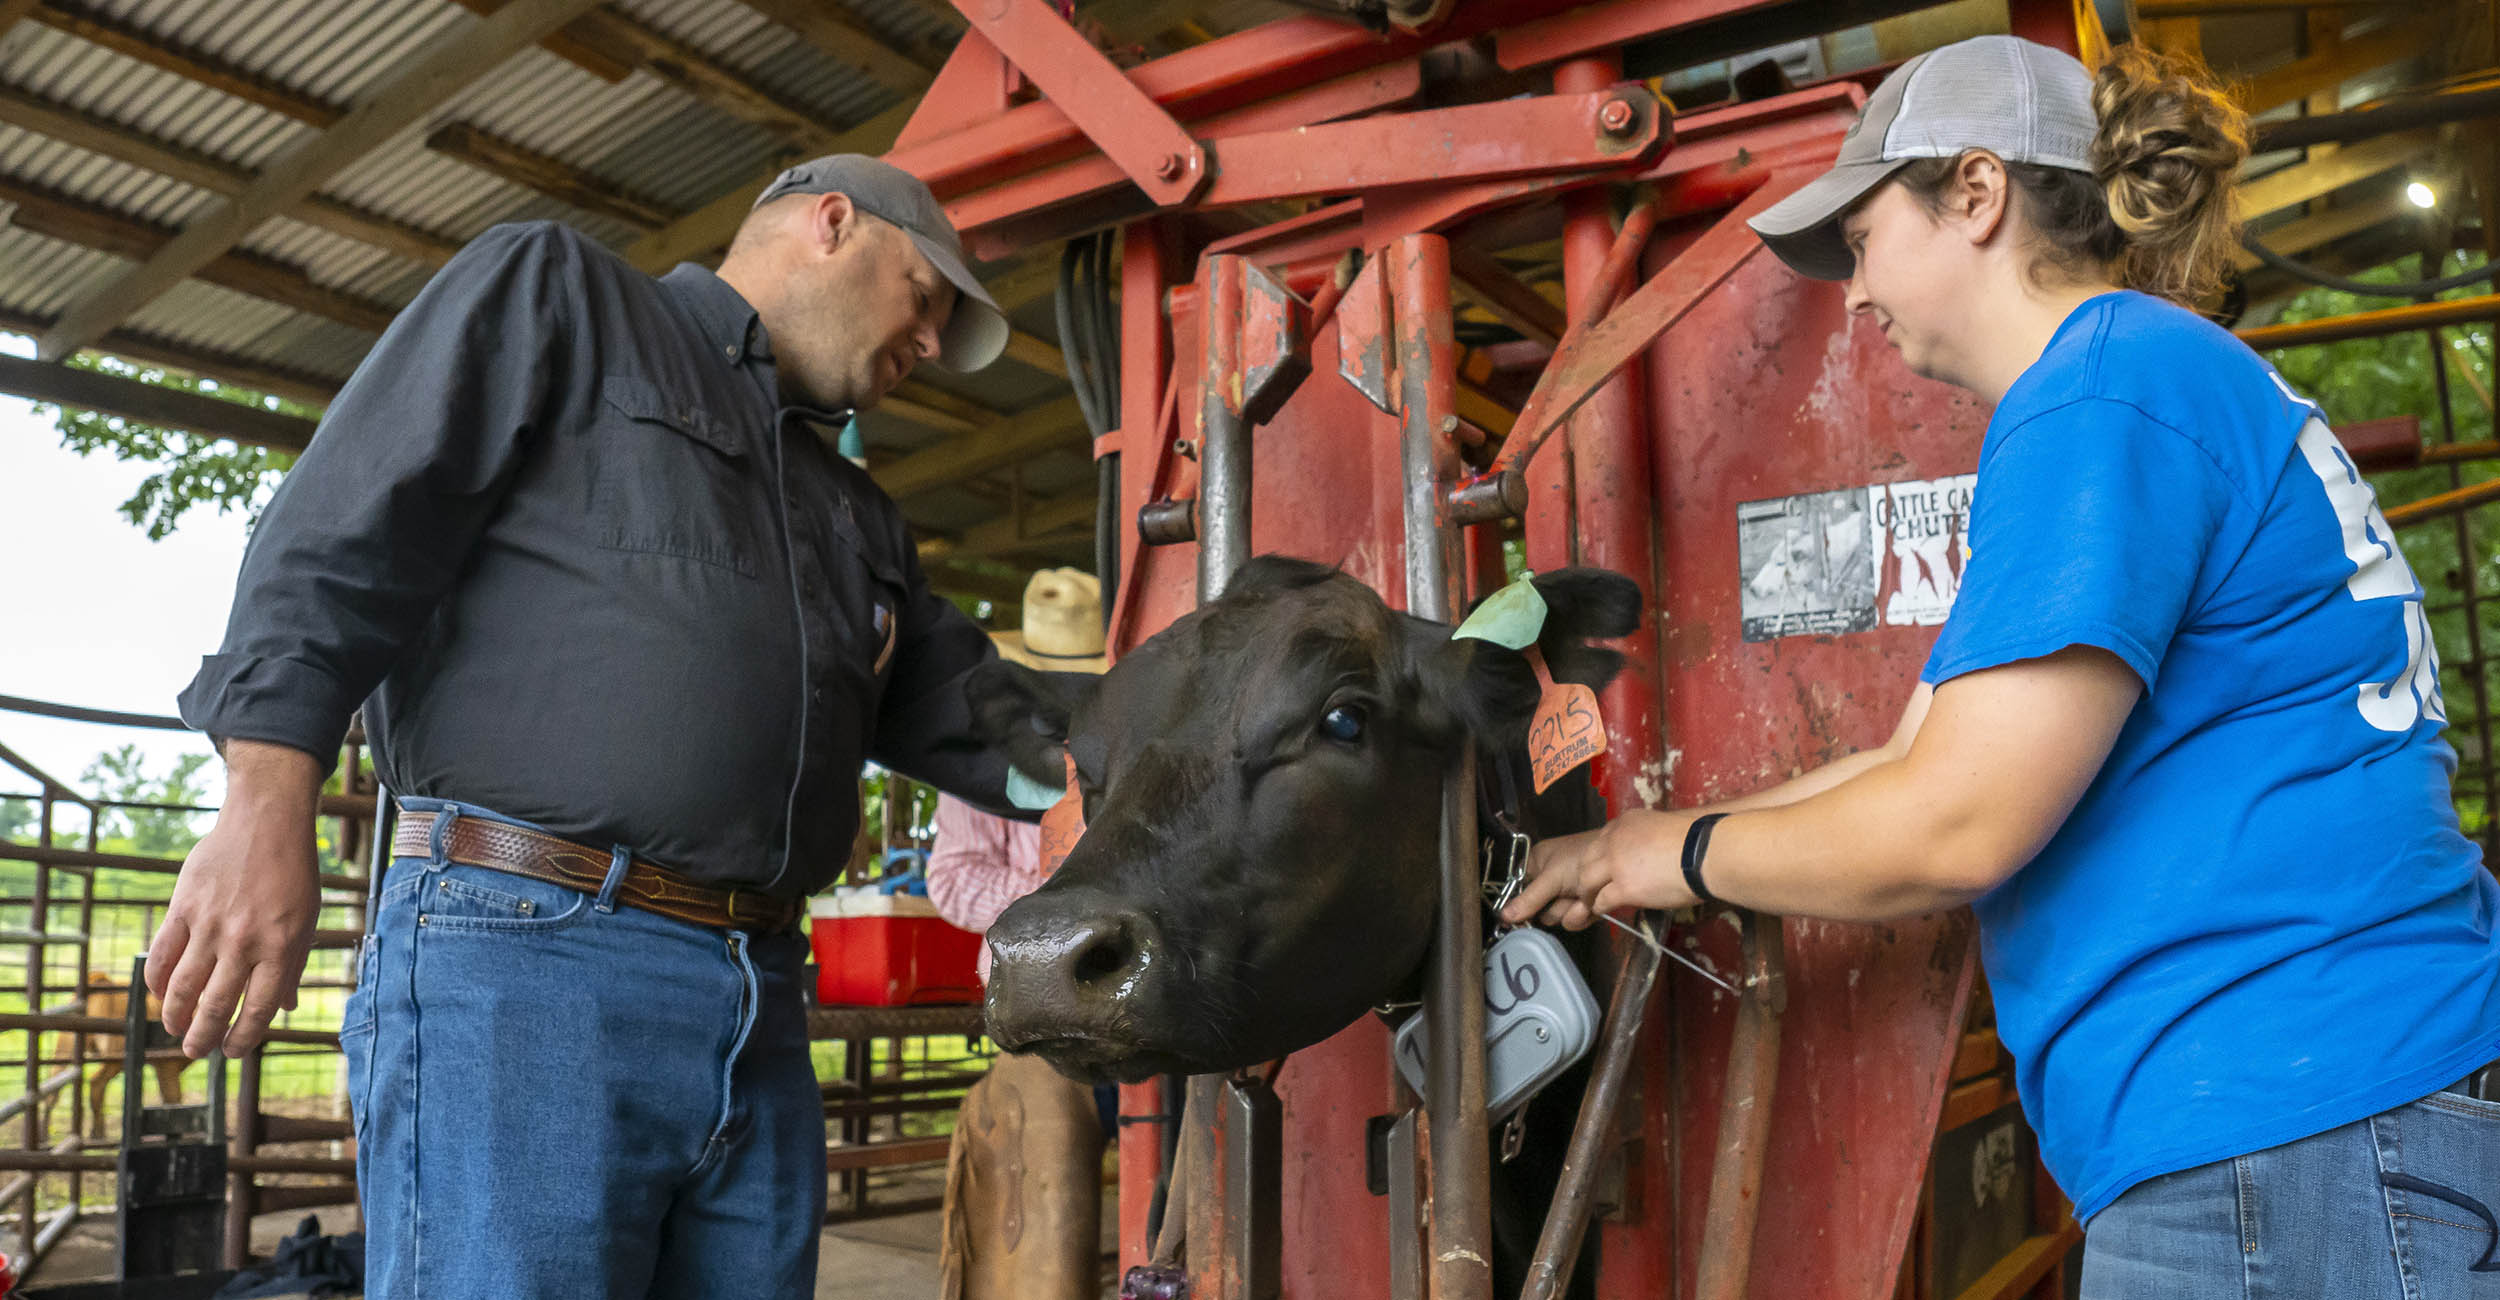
left=2241, top=231, right=2500, bottom=298
left=1058, top=238, right=1106, bottom=438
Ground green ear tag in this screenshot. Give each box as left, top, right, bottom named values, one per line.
left=1004, top=764, right=1062, bottom=811
left=1451, top=577, right=1549, bottom=650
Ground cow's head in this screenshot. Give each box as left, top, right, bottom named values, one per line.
left=968, top=557, right=1639, bottom=1083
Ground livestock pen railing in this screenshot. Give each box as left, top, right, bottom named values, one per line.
left=0, top=695, right=989, bottom=1281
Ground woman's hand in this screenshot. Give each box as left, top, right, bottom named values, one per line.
left=1501, top=809, right=1701, bottom=930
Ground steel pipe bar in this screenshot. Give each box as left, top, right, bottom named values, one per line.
left=0, top=695, right=186, bottom=731
left=1519, top=917, right=1665, bottom=1300
left=0, top=1013, right=338, bottom=1047
left=2239, top=294, right=2500, bottom=350
left=1391, top=232, right=1495, bottom=1300
left=2387, top=478, right=2500, bottom=528
left=1199, top=254, right=1252, bottom=599
left=1692, top=912, right=1787, bottom=1300
left=2253, top=82, right=2500, bottom=154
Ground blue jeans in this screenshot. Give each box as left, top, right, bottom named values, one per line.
left=2084, top=1084, right=2500, bottom=1298
left=342, top=799, right=823, bottom=1299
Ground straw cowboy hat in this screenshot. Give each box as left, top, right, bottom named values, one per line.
left=990, top=568, right=1108, bottom=675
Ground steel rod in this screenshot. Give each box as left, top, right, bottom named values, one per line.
left=1199, top=254, right=1252, bottom=597
left=1188, top=251, right=1257, bottom=1299
left=2239, top=294, right=2500, bottom=351
left=1393, top=231, right=1494, bottom=1300
left=1519, top=916, right=1665, bottom=1300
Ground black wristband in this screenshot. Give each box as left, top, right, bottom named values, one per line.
left=1680, top=812, right=1730, bottom=907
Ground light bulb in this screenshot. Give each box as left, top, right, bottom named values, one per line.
left=2408, top=180, right=2438, bottom=209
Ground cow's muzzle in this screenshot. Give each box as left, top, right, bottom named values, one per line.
left=983, top=888, right=1172, bottom=1080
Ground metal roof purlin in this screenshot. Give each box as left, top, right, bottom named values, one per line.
left=33, top=0, right=610, bottom=362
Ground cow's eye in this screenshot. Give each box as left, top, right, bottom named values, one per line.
left=1321, top=704, right=1366, bottom=743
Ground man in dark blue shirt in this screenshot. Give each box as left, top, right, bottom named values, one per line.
left=157, top=155, right=1024, bottom=1298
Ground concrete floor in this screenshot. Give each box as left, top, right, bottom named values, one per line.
left=19, top=1169, right=1118, bottom=1300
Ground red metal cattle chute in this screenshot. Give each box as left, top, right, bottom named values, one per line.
left=892, top=4, right=2053, bottom=1295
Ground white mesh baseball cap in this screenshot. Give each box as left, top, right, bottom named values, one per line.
left=1748, top=35, right=2098, bottom=281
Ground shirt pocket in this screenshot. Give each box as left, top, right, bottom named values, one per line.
left=829, top=507, right=911, bottom=684
left=592, top=376, right=762, bottom=578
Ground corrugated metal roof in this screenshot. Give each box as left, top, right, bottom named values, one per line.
left=0, top=227, right=121, bottom=317
left=0, top=0, right=979, bottom=400
left=128, top=278, right=313, bottom=359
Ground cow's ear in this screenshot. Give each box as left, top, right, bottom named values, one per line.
left=965, top=660, right=1096, bottom=788
left=1527, top=567, right=1641, bottom=687
left=1404, top=567, right=1643, bottom=745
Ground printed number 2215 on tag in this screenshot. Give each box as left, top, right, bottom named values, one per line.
left=1528, top=683, right=1605, bottom=794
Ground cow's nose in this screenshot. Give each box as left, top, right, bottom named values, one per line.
left=985, top=892, right=1164, bottom=1037
left=998, top=899, right=1156, bottom=994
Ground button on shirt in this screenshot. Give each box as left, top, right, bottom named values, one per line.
left=179, top=222, right=1017, bottom=897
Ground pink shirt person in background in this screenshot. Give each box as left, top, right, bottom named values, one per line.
left=925, top=794, right=1041, bottom=984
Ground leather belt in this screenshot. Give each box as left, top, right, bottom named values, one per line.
left=392, top=809, right=799, bottom=933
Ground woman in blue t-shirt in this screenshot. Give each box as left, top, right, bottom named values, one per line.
left=1508, top=33, right=2500, bottom=1297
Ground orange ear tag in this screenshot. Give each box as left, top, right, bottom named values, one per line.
left=1525, top=646, right=1605, bottom=794
left=1038, top=751, right=1086, bottom=875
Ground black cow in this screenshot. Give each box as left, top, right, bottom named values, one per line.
left=966, top=556, right=1640, bottom=1297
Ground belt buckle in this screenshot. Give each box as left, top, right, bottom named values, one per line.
left=725, top=887, right=743, bottom=926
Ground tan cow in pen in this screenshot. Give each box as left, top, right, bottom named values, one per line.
left=79, top=970, right=192, bottom=1138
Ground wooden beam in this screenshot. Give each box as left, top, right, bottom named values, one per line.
left=884, top=379, right=1005, bottom=435
left=36, top=0, right=609, bottom=361
left=920, top=559, right=1032, bottom=604
left=877, top=393, right=982, bottom=435
left=885, top=0, right=971, bottom=31
left=2235, top=130, right=2435, bottom=219
left=893, top=380, right=1002, bottom=426
left=425, top=121, right=677, bottom=230
left=0, top=83, right=461, bottom=266
left=2239, top=9, right=2449, bottom=115
left=0, top=353, right=319, bottom=451
left=0, top=0, right=40, bottom=33
left=983, top=251, right=1062, bottom=314
left=445, top=0, right=636, bottom=83
left=2234, top=189, right=2410, bottom=270
left=1073, top=0, right=1211, bottom=47
left=1449, top=243, right=1565, bottom=348
left=0, top=175, right=399, bottom=333
left=2139, top=0, right=2421, bottom=13
left=873, top=395, right=1089, bottom=499
left=623, top=99, right=919, bottom=273
left=946, top=492, right=1097, bottom=557
left=575, top=7, right=849, bottom=152
left=30, top=1, right=343, bottom=127
left=738, top=0, right=941, bottom=95
left=0, top=304, right=338, bottom=409
left=999, top=327, right=1066, bottom=374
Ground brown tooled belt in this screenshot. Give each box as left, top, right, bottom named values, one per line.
left=391, top=809, right=800, bottom=933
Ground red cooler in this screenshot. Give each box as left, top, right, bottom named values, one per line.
left=809, top=891, right=984, bottom=1007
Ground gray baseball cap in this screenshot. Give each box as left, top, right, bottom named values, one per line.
left=1748, top=35, right=2098, bottom=281
left=754, top=154, right=1011, bottom=372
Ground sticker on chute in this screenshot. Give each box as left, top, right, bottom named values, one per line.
left=1737, top=473, right=1975, bottom=642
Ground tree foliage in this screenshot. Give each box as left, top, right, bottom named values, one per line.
left=36, top=352, right=309, bottom=540
left=80, top=745, right=212, bottom=858
left=2266, top=255, right=2500, bottom=834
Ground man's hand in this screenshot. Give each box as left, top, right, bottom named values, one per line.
left=147, top=740, right=323, bottom=1058
left=1501, top=809, right=1699, bottom=930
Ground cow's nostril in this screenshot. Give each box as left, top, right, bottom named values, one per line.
left=1071, top=922, right=1137, bottom=989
